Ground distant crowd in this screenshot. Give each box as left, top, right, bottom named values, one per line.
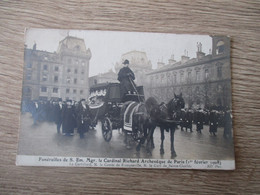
left=178, top=107, right=232, bottom=138
left=21, top=99, right=92, bottom=139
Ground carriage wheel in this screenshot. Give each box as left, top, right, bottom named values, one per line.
left=102, top=117, right=113, bottom=142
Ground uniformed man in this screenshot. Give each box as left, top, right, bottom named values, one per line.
left=117, top=59, right=136, bottom=101
left=195, top=108, right=204, bottom=133
left=209, top=110, right=218, bottom=136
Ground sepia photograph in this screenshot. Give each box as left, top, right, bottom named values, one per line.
left=17, top=29, right=234, bottom=169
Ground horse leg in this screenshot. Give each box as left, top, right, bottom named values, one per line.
left=150, top=126, right=155, bottom=149
left=160, top=127, right=165, bottom=155
left=145, top=127, right=154, bottom=156
left=170, top=128, right=177, bottom=157
left=136, top=123, right=144, bottom=152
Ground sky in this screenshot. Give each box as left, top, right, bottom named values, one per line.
left=25, top=28, right=212, bottom=77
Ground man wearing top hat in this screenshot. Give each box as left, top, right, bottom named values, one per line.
left=117, top=59, right=136, bottom=101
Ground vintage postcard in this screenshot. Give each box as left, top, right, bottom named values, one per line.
left=17, top=28, right=235, bottom=169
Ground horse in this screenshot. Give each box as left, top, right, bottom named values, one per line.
left=145, top=93, right=185, bottom=157
left=120, top=100, right=149, bottom=152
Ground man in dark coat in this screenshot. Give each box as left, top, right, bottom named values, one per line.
left=62, top=100, right=76, bottom=136
left=76, top=99, right=91, bottom=139
left=179, top=109, right=186, bottom=131
left=185, top=109, right=193, bottom=132
left=117, top=59, right=136, bottom=101
left=195, top=108, right=204, bottom=133
left=54, top=98, right=63, bottom=134
left=209, top=110, right=218, bottom=136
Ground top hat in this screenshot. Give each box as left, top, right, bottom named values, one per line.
left=123, top=59, right=129, bottom=65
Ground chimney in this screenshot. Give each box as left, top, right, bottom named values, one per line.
left=157, top=61, right=165, bottom=69
left=196, top=42, right=205, bottom=59
left=181, top=55, right=190, bottom=64
left=168, top=54, right=176, bottom=65
left=197, top=51, right=205, bottom=60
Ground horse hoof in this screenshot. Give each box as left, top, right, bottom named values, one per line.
left=160, top=149, right=164, bottom=154
left=171, top=152, right=177, bottom=158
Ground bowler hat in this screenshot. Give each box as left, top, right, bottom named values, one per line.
left=123, top=59, right=129, bottom=65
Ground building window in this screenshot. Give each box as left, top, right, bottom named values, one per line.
left=188, top=72, right=191, bottom=81
left=81, top=79, right=84, bottom=84
left=73, top=89, right=77, bottom=94
left=161, top=73, right=165, bottom=84
left=42, top=74, right=47, bottom=81
left=75, top=60, right=79, bottom=65
left=82, top=61, right=85, bottom=66
left=67, top=77, right=71, bottom=84
left=24, top=87, right=31, bottom=97
left=74, top=78, right=77, bottom=84
left=26, top=73, right=32, bottom=80
left=173, top=74, right=177, bottom=84
left=53, top=88, right=58, bottom=93
left=217, top=66, right=222, bottom=78
left=44, top=56, right=48, bottom=60
left=196, top=71, right=200, bottom=82
left=68, top=59, right=71, bottom=64
left=41, top=86, right=47, bottom=92
left=67, top=68, right=71, bottom=73
left=80, top=90, right=83, bottom=95
left=75, top=45, right=80, bottom=51
left=55, top=66, right=59, bottom=71
left=180, top=73, right=184, bottom=83
left=54, top=76, right=58, bottom=83
left=217, top=85, right=222, bottom=92
left=26, top=63, right=32, bottom=68
left=66, top=89, right=70, bottom=94
left=216, top=41, right=225, bottom=55
left=74, top=69, right=78, bottom=74
left=205, top=69, right=209, bottom=79
left=81, top=70, right=84, bottom=74
left=43, top=64, right=48, bottom=70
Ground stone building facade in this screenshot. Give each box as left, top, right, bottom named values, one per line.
left=146, top=36, right=231, bottom=110
left=22, top=36, right=91, bottom=101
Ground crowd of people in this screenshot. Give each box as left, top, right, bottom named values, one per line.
left=21, top=98, right=233, bottom=140
left=178, top=107, right=233, bottom=139
left=21, top=98, right=92, bottom=139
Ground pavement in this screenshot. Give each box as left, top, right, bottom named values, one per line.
left=18, top=113, right=235, bottom=160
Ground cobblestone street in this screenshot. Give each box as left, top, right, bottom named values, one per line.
left=18, top=113, right=235, bottom=160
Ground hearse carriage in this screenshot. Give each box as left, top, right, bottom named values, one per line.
left=88, top=82, right=145, bottom=142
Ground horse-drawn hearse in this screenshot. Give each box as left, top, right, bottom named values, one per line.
left=88, top=82, right=185, bottom=157
left=88, top=82, right=145, bottom=142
